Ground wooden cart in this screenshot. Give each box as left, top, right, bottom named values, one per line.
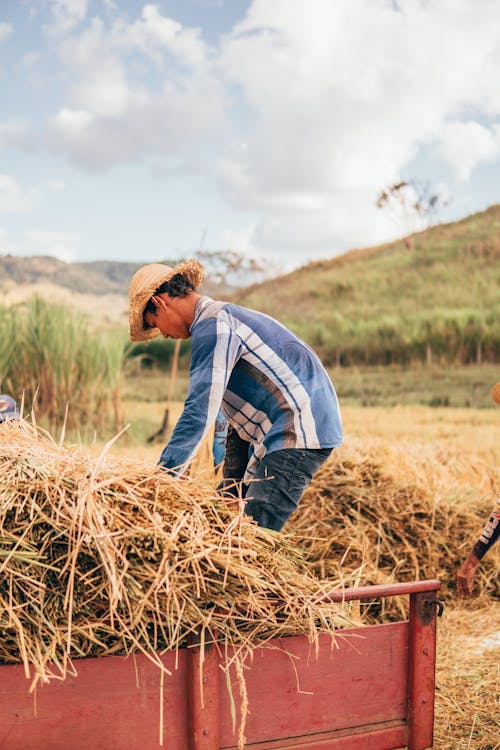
left=0, top=579, right=442, bottom=750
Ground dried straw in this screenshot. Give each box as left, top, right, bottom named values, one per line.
left=434, top=603, right=500, bottom=750
left=288, top=444, right=499, bottom=619
left=0, top=420, right=348, bottom=687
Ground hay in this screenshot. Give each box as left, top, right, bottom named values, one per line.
left=0, top=420, right=348, bottom=688
left=434, top=603, right=500, bottom=750
left=288, top=444, right=499, bottom=619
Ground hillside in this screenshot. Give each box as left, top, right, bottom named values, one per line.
left=236, top=204, right=500, bottom=366
left=1, top=204, right=500, bottom=365
left=239, top=204, right=500, bottom=319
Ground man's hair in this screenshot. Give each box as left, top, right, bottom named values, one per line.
left=143, top=273, right=195, bottom=324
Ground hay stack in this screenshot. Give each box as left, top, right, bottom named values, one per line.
left=288, top=445, right=499, bottom=618
left=0, top=421, right=348, bottom=687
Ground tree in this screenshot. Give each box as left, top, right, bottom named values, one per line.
left=376, top=180, right=449, bottom=251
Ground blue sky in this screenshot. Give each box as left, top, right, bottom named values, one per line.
left=1, top=0, right=500, bottom=269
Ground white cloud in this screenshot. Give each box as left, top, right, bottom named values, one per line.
left=18, top=51, right=42, bottom=69
left=207, top=0, right=500, bottom=254
left=23, top=0, right=500, bottom=260
left=0, top=23, right=13, bottom=43
left=0, top=175, right=40, bottom=213
left=23, top=229, right=80, bottom=262
left=0, top=120, right=35, bottom=151
left=438, top=121, right=500, bottom=181
left=112, top=5, right=209, bottom=68
left=44, top=0, right=88, bottom=36
left=0, top=227, right=79, bottom=263
left=45, top=8, right=226, bottom=168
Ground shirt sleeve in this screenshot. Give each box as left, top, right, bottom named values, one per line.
left=158, top=314, right=241, bottom=475
left=472, top=495, right=500, bottom=560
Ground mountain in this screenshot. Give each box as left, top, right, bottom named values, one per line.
left=0, top=252, right=271, bottom=324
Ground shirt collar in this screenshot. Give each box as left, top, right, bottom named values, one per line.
left=190, top=295, right=213, bottom=330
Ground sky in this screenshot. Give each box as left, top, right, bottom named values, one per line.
left=1, top=0, right=500, bottom=270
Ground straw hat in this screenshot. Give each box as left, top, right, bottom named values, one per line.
left=128, top=259, right=205, bottom=342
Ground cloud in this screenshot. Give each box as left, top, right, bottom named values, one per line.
left=23, top=229, right=80, bottom=262
left=31, top=0, right=500, bottom=258
left=18, top=51, right=42, bottom=69
left=44, top=0, right=88, bottom=36
left=438, top=121, right=500, bottom=181
left=45, top=8, right=227, bottom=168
left=0, top=23, right=13, bottom=43
left=0, top=227, right=79, bottom=262
left=0, top=120, right=36, bottom=151
left=213, top=0, right=500, bottom=252
left=0, top=175, right=40, bottom=213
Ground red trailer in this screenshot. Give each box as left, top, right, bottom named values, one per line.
left=0, top=579, right=442, bottom=750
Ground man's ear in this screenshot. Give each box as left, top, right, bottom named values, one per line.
left=153, top=294, right=168, bottom=308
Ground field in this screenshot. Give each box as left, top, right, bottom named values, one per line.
left=93, top=400, right=498, bottom=750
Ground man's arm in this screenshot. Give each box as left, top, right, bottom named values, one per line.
left=158, top=317, right=241, bottom=474
left=457, top=496, right=500, bottom=597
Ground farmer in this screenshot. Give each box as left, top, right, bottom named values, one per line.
left=456, top=495, right=500, bottom=597
left=128, top=260, right=343, bottom=531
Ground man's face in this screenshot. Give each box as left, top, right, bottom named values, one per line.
left=144, top=294, right=191, bottom=340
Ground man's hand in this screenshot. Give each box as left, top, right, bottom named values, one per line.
left=457, top=551, right=481, bottom=598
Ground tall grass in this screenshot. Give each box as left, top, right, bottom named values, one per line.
left=2, top=297, right=129, bottom=433
left=0, top=305, right=15, bottom=391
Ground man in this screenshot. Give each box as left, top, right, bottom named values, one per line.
left=457, top=496, right=500, bottom=597
left=128, top=259, right=343, bottom=531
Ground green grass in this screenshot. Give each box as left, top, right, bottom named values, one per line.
left=122, top=363, right=499, bottom=413
left=236, top=205, right=500, bottom=366
left=329, top=363, right=499, bottom=408
left=2, top=297, right=129, bottom=432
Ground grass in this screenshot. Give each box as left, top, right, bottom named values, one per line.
left=235, top=204, right=500, bottom=367
left=2, top=298, right=129, bottom=434
left=331, top=362, right=500, bottom=408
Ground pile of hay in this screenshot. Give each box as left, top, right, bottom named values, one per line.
left=0, top=421, right=348, bottom=687
left=434, top=603, right=500, bottom=750
left=288, top=445, right=499, bottom=618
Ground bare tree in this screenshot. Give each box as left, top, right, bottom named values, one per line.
left=376, top=180, right=449, bottom=251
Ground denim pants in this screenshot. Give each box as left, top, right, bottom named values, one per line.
left=243, top=448, right=333, bottom=532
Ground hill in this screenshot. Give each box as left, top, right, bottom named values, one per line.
left=1, top=205, right=500, bottom=365
left=0, top=251, right=272, bottom=324
left=236, top=204, right=500, bottom=367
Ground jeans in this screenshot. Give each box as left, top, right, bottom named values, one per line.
left=243, top=448, right=333, bottom=532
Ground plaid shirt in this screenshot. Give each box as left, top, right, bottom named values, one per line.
left=159, top=296, right=343, bottom=479
left=473, top=494, right=500, bottom=560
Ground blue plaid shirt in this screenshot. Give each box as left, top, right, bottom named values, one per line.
left=159, top=297, right=343, bottom=479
